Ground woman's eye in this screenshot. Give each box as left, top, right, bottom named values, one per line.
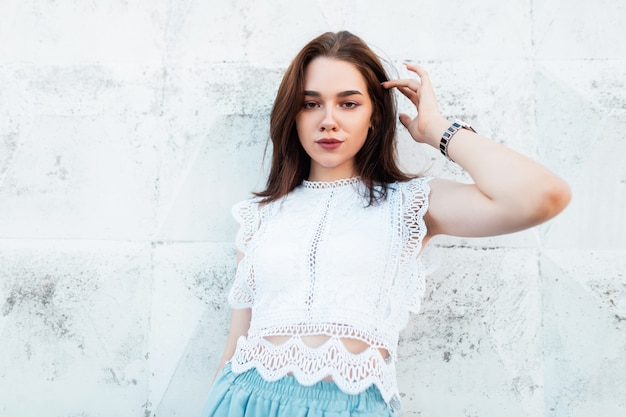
left=342, top=102, right=359, bottom=109
left=303, top=101, right=319, bottom=109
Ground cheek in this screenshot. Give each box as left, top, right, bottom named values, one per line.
left=295, top=114, right=313, bottom=135
left=356, top=113, right=373, bottom=134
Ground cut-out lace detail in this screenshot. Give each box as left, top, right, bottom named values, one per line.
left=302, top=176, right=361, bottom=189
left=252, top=323, right=393, bottom=353
left=228, top=177, right=433, bottom=410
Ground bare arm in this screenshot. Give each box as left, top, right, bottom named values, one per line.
left=213, top=307, right=251, bottom=383
left=213, top=250, right=251, bottom=382
left=383, top=64, right=571, bottom=238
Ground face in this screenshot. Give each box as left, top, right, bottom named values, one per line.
left=295, top=57, right=373, bottom=181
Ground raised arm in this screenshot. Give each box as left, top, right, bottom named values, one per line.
left=383, top=63, right=571, bottom=238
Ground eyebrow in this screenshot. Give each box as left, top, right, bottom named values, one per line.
left=303, top=90, right=364, bottom=98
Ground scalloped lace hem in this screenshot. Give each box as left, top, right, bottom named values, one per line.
left=231, top=336, right=402, bottom=410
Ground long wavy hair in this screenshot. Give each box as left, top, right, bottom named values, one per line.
left=255, top=31, right=413, bottom=205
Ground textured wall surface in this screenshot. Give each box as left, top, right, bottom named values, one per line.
left=0, top=1, right=625, bottom=416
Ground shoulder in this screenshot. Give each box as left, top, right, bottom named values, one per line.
left=388, top=177, right=433, bottom=220
left=231, top=196, right=266, bottom=222
left=391, top=176, right=433, bottom=194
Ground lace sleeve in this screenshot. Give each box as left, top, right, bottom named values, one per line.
left=228, top=199, right=261, bottom=308
left=400, top=177, right=436, bottom=313
left=401, top=177, right=432, bottom=258
left=231, top=199, right=261, bottom=254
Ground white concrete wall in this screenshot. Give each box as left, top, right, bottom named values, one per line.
left=0, top=1, right=624, bottom=416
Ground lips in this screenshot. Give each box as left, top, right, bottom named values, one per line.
left=316, top=138, right=343, bottom=150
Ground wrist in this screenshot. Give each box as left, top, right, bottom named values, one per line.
left=438, top=119, right=476, bottom=162
left=423, top=116, right=452, bottom=148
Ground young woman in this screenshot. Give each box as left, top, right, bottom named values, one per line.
left=203, top=31, right=571, bottom=417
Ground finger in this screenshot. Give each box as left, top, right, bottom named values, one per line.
left=397, top=86, right=419, bottom=105
left=398, top=113, right=412, bottom=129
left=381, top=78, right=420, bottom=92
left=403, top=62, right=427, bottom=77
left=403, top=62, right=432, bottom=87
left=394, top=84, right=413, bottom=98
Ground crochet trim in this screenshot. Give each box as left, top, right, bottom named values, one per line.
left=302, top=176, right=361, bottom=189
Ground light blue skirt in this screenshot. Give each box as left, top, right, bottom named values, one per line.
left=202, top=363, right=394, bottom=417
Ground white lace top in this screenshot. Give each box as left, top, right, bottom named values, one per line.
left=227, top=176, right=432, bottom=410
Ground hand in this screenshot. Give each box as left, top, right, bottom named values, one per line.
left=382, top=63, right=444, bottom=145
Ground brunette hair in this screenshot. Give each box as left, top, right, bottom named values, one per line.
left=255, top=30, right=413, bottom=204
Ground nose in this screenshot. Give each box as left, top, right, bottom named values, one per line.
left=320, top=107, right=338, bottom=132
